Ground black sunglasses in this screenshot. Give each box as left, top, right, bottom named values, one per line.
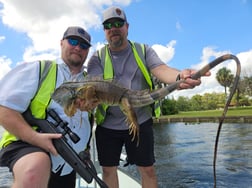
left=67, top=38, right=90, bottom=50
left=103, top=20, right=125, bottom=30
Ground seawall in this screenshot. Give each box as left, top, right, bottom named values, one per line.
left=153, top=116, right=252, bottom=124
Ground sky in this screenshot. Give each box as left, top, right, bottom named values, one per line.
left=0, top=0, right=251, bottom=99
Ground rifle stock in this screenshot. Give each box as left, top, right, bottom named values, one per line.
left=22, top=109, right=108, bottom=188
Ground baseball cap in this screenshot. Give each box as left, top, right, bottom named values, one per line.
left=62, top=26, right=91, bottom=46
left=102, top=6, right=127, bottom=24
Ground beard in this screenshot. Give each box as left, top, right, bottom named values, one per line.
left=108, top=31, right=125, bottom=48
left=110, top=38, right=123, bottom=48
left=67, top=53, right=84, bottom=67
left=70, top=59, right=82, bottom=67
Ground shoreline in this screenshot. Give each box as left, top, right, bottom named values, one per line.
left=153, top=116, right=252, bottom=124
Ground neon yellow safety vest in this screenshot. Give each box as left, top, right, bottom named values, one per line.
left=0, top=60, right=57, bottom=148
left=95, top=41, right=161, bottom=126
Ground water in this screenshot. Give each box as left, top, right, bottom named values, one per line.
left=1, top=123, right=252, bottom=188
left=124, top=122, right=252, bottom=188
left=0, top=127, right=12, bottom=187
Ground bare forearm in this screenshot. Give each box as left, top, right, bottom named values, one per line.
left=151, top=64, right=210, bottom=90
left=0, top=105, right=38, bottom=143
left=0, top=105, right=62, bottom=155
left=151, top=64, right=180, bottom=84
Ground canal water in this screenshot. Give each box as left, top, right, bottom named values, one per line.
left=1, top=122, right=252, bottom=188
left=124, top=122, right=252, bottom=188
left=154, top=122, right=252, bottom=187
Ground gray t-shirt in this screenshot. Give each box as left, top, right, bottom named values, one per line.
left=87, top=42, right=165, bottom=130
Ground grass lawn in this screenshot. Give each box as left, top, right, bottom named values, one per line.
left=165, top=106, right=252, bottom=118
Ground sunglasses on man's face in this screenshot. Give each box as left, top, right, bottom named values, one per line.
left=103, top=20, right=125, bottom=30
left=67, top=38, right=90, bottom=50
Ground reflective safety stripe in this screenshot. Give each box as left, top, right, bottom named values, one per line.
left=30, top=60, right=57, bottom=119
left=104, top=46, right=114, bottom=79
left=131, top=42, right=153, bottom=89
left=131, top=42, right=161, bottom=118
left=95, top=104, right=109, bottom=126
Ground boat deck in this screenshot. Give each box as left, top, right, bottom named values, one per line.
left=75, top=168, right=141, bottom=188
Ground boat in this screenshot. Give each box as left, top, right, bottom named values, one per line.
left=75, top=126, right=141, bottom=188
left=75, top=167, right=141, bottom=188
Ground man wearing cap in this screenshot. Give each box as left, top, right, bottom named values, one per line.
left=0, top=26, right=94, bottom=188
left=87, top=6, right=210, bottom=188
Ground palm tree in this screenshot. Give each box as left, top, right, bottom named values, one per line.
left=216, top=67, right=234, bottom=96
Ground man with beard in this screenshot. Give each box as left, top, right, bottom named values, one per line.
left=87, top=6, right=210, bottom=188
left=0, top=26, right=95, bottom=188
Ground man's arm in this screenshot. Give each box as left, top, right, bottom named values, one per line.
left=151, top=64, right=211, bottom=89
left=0, top=105, right=61, bottom=155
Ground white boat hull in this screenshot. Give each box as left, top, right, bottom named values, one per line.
left=75, top=169, right=141, bottom=188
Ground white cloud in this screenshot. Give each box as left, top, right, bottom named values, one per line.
left=175, top=21, right=182, bottom=32
left=0, top=0, right=131, bottom=62
left=169, top=46, right=251, bottom=99
left=0, top=56, right=12, bottom=79
left=0, top=36, right=5, bottom=43
left=0, top=0, right=133, bottom=79
left=152, top=40, right=176, bottom=63
left=236, top=50, right=252, bottom=77
left=1, top=0, right=99, bottom=60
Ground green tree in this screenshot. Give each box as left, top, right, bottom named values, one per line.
left=201, top=93, right=218, bottom=110
left=190, top=94, right=203, bottom=111
left=243, top=76, right=252, bottom=97
left=229, top=76, right=252, bottom=106
left=161, top=98, right=178, bottom=115
left=216, top=67, right=234, bottom=96
left=176, top=96, right=191, bottom=111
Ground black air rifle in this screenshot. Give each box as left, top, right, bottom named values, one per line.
left=22, top=109, right=108, bottom=188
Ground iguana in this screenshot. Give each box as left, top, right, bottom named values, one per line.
left=52, top=54, right=240, bottom=187
left=52, top=54, right=239, bottom=139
